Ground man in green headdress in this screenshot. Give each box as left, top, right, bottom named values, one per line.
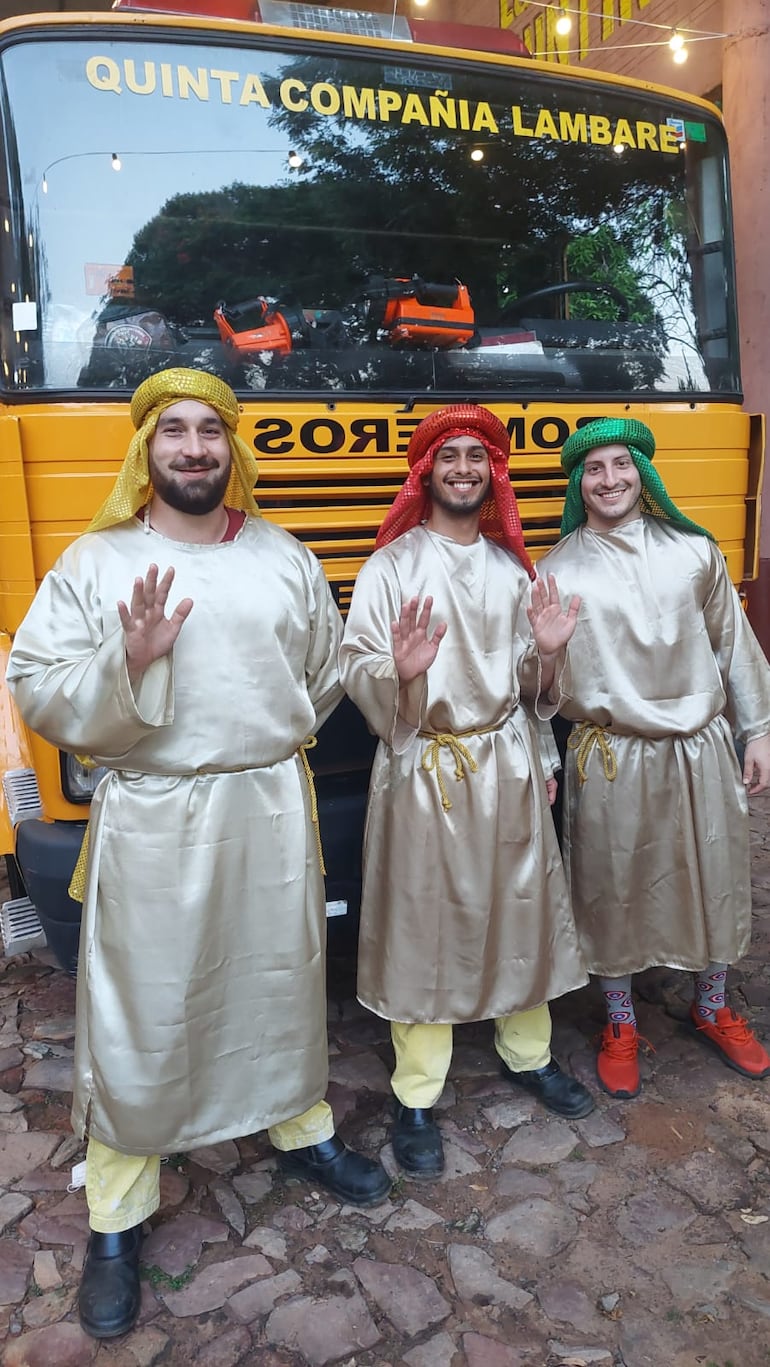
left=540, top=417, right=770, bottom=1101
left=7, top=367, right=390, bottom=1342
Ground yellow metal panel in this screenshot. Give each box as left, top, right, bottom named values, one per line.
left=0, top=631, right=36, bottom=853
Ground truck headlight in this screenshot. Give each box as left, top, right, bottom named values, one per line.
left=60, top=753, right=109, bottom=803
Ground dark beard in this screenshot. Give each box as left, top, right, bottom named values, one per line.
left=429, top=482, right=490, bottom=517
left=149, top=457, right=231, bottom=516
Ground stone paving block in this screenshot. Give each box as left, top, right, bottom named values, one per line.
left=228, top=1267, right=302, bottom=1321
left=12, top=1165, right=70, bottom=1193
left=21, top=1286, right=76, bottom=1330
left=0, top=1132, right=60, bottom=1184
left=662, top=1147, right=750, bottom=1214
left=0, top=1192, right=32, bottom=1231
left=0, top=1113, right=27, bottom=1134
left=232, top=1170, right=272, bottom=1204
left=190, top=1325, right=253, bottom=1366
left=242, top=1226, right=288, bottom=1259
left=615, top=1188, right=695, bottom=1242
left=18, top=1190, right=90, bottom=1246
left=385, top=1198, right=442, bottom=1231
left=575, top=1111, right=625, bottom=1148
left=141, top=1212, right=229, bottom=1278
left=547, top=1342, right=612, bottom=1364
left=265, top=1269, right=380, bottom=1364
left=536, top=1279, right=602, bottom=1333
left=32, top=1250, right=61, bottom=1291
left=102, top=1324, right=170, bottom=1366
left=403, top=1332, right=458, bottom=1366
left=493, top=1167, right=553, bottom=1201
left=187, top=1140, right=240, bottom=1174
left=212, top=1180, right=246, bottom=1236
left=0, top=1092, right=22, bottom=1115
left=22, top=1058, right=74, bottom=1092
left=0, top=1237, right=34, bottom=1305
left=31, top=1017, right=76, bottom=1042
left=659, top=1249, right=740, bottom=1306
left=353, top=1256, right=451, bottom=1334
left=500, top=1119, right=579, bottom=1166
left=327, top=1050, right=391, bottom=1093
left=160, top=1252, right=272, bottom=1316
left=1, top=1321, right=98, bottom=1366
left=481, top=1096, right=536, bottom=1129
left=462, top=1332, right=531, bottom=1366
left=485, top=1197, right=578, bottom=1257
left=448, top=1244, right=532, bottom=1310
left=436, top=1138, right=482, bottom=1180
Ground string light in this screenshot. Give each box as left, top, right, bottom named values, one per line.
left=287, top=149, right=304, bottom=168
left=523, top=5, right=724, bottom=64
left=470, top=147, right=485, bottom=162
left=111, top=153, right=121, bottom=171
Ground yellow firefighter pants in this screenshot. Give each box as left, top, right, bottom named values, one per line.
left=85, top=1099, right=335, bottom=1233
left=391, top=1003, right=553, bottom=1108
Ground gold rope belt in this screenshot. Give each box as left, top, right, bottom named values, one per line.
left=418, top=722, right=503, bottom=813
left=67, top=737, right=326, bottom=903
left=567, top=721, right=618, bottom=786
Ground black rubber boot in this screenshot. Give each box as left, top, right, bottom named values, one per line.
left=501, top=1057, right=595, bottom=1118
left=277, top=1134, right=391, bottom=1206
left=391, top=1104, right=445, bottom=1177
left=78, top=1224, right=143, bottom=1339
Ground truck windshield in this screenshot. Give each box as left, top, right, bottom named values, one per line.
left=0, top=32, right=739, bottom=398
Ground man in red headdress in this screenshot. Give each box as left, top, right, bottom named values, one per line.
left=340, top=405, right=593, bottom=1178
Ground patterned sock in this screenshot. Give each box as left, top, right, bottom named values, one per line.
left=693, top=963, right=728, bottom=1021
left=600, top=975, right=636, bottom=1027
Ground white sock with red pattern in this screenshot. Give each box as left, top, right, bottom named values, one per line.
left=693, top=963, right=728, bottom=1022
left=600, top=975, right=636, bottom=1027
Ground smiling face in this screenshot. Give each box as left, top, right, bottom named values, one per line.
left=148, top=399, right=232, bottom=516
left=427, top=434, right=492, bottom=518
left=580, top=443, right=643, bottom=531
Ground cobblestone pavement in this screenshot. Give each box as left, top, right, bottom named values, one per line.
left=1, top=796, right=769, bottom=1366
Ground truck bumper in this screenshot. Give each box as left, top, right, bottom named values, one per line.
left=15, top=819, right=85, bottom=976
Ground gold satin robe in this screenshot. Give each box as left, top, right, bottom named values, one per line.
left=540, top=517, right=770, bottom=976
left=339, top=526, right=587, bottom=1025
left=7, top=517, right=343, bottom=1155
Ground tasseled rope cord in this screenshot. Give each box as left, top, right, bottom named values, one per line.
left=567, top=721, right=618, bottom=786
left=418, top=724, right=501, bottom=812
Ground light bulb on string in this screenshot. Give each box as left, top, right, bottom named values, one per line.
left=555, top=8, right=572, bottom=36
left=672, top=46, right=688, bottom=64
left=287, top=149, right=304, bottom=168
left=470, top=147, right=484, bottom=162
left=111, top=153, right=121, bottom=171
left=668, top=30, right=685, bottom=51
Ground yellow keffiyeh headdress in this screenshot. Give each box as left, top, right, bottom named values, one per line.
left=87, top=368, right=260, bottom=532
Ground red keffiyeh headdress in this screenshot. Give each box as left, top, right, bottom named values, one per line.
left=375, top=404, right=535, bottom=579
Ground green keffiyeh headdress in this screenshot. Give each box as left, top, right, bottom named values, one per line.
left=559, top=417, right=714, bottom=540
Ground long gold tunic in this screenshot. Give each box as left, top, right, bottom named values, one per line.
left=7, top=517, right=343, bottom=1155
left=339, top=526, right=587, bottom=1024
left=540, top=517, right=770, bottom=976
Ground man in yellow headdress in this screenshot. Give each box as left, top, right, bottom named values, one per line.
left=7, top=368, right=390, bottom=1341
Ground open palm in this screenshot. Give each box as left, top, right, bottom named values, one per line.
left=118, top=563, right=194, bottom=678
left=391, top=595, right=447, bottom=684
left=526, top=574, right=581, bottom=656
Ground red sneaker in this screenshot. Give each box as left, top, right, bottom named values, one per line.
left=689, top=1004, right=770, bottom=1079
left=596, top=1022, right=642, bottom=1099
